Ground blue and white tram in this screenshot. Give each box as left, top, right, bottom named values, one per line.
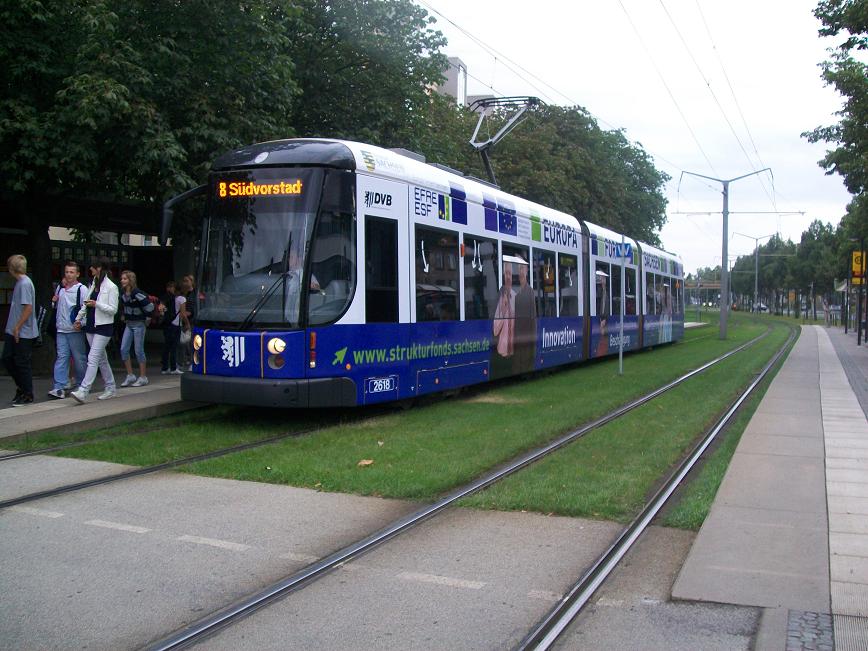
left=169, top=139, right=684, bottom=407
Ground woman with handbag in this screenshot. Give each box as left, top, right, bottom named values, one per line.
left=48, top=262, right=88, bottom=399
left=69, top=258, right=119, bottom=404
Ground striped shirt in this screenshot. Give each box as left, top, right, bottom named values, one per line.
left=120, top=289, right=154, bottom=322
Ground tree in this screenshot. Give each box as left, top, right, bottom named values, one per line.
left=441, top=105, right=670, bottom=243
left=287, top=0, right=448, bottom=146
left=0, top=0, right=303, bottom=294
left=804, top=1, right=866, bottom=230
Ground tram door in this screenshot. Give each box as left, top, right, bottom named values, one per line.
left=365, top=216, right=399, bottom=323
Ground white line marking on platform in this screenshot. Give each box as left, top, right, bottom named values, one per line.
left=528, top=589, right=561, bottom=602
left=177, top=535, right=250, bottom=552
left=9, top=506, right=64, bottom=518
left=84, top=519, right=150, bottom=534
left=396, top=571, right=485, bottom=590
left=596, top=597, right=625, bottom=607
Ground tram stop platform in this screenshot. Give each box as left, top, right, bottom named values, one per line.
left=0, top=357, right=195, bottom=441
left=673, top=325, right=868, bottom=651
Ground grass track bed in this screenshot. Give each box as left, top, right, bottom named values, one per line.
left=19, top=314, right=791, bottom=530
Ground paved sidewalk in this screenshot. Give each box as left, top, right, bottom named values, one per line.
left=0, top=361, right=197, bottom=441
left=672, top=325, right=868, bottom=651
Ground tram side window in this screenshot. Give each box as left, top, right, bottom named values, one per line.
left=533, top=248, right=556, bottom=317
left=558, top=253, right=578, bottom=317
left=463, top=234, right=497, bottom=320
left=416, top=226, right=459, bottom=321
left=656, top=277, right=666, bottom=315
left=502, top=244, right=531, bottom=300
left=625, top=268, right=637, bottom=315
left=365, top=216, right=398, bottom=323
left=610, top=264, right=622, bottom=317
left=645, top=272, right=656, bottom=315
left=308, top=210, right=356, bottom=326
left=595, top=261, right=611, bottom=318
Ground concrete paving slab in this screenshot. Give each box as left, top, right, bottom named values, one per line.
left=672, top=505, right=829, bottom=612
left=830, top=513, right=868, bottom=535
left=828, top=457, right=868, bottom=470
left=831, top=532, right=868, bottom=557
left=735, top=434, right=823, bottom=458
left=828, top=468, right=868, bottom=484
left=829, top=481, right=868, bottom=498
left=829, top=495, right=868, bottom=515
left=740, top=412, right=822, bottom=438
left=715, top=453, right=826, bottom=513
left=831, top=555, right=868, bottom=584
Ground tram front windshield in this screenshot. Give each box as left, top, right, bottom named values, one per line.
left=198, top=168, right=324, bottom=328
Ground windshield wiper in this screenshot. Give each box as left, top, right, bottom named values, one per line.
left=238, top=272, right=288, bottom=331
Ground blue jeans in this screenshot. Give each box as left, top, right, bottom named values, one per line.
left=53, top=331, right=87, bottom=391
left=120, top=321, right=147, bottom=363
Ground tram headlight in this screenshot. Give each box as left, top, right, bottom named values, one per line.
left=193, top=334, right=203, bottom=351
left=267, top=337, right=286, bottom=355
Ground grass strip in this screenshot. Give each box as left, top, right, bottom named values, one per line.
left=2, top=405, right=233, bottom=452
left=457, top=320, right=792, bottom=521
left=172, top=314, right=767, bottom=499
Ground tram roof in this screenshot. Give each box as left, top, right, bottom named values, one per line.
left=583, top=221, right=639, bottom=249
left=214, top=138, right=582, bottom=233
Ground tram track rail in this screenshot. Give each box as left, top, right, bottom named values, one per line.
left=142, top=325, right=780, bottom=651
left=0, top=422, right=339, bottom=510
left=516, top=323, right=797, bottom=650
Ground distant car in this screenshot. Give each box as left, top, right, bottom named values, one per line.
left=754, top=303, right=769, bottom=312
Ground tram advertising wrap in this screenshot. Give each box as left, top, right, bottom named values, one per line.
left=171, top=139, right=684, bottom=408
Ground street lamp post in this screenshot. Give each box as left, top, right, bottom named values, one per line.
left=733, top=232, right=775, bottom=312
left=681, top=168, right=771, bottom=339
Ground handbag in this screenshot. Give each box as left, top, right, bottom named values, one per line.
left=179, top=329, right=192, bottom=344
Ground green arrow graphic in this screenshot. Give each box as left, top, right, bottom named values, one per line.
left=332, top=347, right=348, bottom=366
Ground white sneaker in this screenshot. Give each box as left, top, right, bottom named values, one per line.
left=70, top=388, right=88, bottom=404
left=170, top=369, right=185, bottom=375
left=161, top=370, right=171, bottom=375
left=97, top=388, right=117, bottom=400
left=47, top=388, right=66, bottom=399
left=120, top=374, right=137, bottom=388
left=132, top=376, right=149, bottom=387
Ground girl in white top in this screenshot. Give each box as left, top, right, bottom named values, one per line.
left=70, top=258, right=119, bottom=404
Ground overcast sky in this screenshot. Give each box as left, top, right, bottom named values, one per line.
left=419, top=0, right=854, bottom=274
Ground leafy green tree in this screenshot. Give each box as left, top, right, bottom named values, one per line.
left=287, top=0, right=448, bottom=146
left=804, top=1, right=866, bottom=232
left=446, top=105, right=670, bottom=243
left=0, top=0, right=302, bottom=293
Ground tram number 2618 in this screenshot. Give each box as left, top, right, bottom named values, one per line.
left=366, top=376, right=397, bottom=394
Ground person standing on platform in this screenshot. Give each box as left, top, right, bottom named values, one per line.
left=178, top=275, right=196, bottom=372
left=69, top=258, right=119, bottom=404
left=159, top=280, right=188, bottom=375
left=118, top=270, right=153, bottom=388
left=3, top=254, right=38, bottom=406
left=48, top=261, right=87, bottom=399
